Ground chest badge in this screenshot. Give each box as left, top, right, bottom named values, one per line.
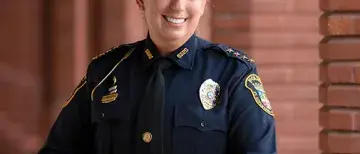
left=101, top=76, right=118, bottom=103
left=199, top=79, right=220, bottom=110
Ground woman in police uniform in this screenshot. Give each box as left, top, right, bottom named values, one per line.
left=38, top=0, right=277, bottom=154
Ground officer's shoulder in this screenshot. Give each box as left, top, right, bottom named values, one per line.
left=202, top=42, right=255, bottom=68
left=86, top=40, right=141, bottom=78
left=91, top=41, right=140, bottom=64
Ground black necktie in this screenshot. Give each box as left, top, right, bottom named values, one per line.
left=136, top=58, right=172, bottom=154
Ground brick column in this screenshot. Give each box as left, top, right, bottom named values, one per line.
left=319, top=0, right=360, bottom=153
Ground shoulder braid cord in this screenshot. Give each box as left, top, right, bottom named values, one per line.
left=91, top=48, right=135, bottom=101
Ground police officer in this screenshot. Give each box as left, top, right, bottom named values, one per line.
left=38, top=0, right=277, bottom=153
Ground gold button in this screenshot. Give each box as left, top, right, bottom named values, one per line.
left=142, top=132, right=152, bottom=143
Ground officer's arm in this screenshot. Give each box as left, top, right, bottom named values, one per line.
left=227, top=66, right=277, bottom=154
left=38, top=76, right=94, bottom=154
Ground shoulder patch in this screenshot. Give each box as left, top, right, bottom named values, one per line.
left=92, top=45, right=121, bottom=60
left=244, top=74, right=274, bottom=116
left=63, top=76, right=87, bottom=108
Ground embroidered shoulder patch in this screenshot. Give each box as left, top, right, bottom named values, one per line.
left=245, top=74, right=274, bottom=116
left=63, top=76, right=87, bottom=108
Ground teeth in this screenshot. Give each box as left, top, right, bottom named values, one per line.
left=165, top=16, right=185, bottom=24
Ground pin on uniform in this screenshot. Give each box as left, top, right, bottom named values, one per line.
left=101, top=76, right=119, bottom=104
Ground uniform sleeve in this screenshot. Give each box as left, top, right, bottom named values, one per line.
left=227, top=66, right=277, bottom=154
left=38, top=76, right=94, bottom=154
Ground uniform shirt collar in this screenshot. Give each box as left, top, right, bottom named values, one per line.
left=140, top=33, right=198, bottom=71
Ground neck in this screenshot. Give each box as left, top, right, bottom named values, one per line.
left=149, top=31, right=191, bottom=56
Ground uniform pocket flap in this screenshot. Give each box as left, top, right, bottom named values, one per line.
left=91, top=100, right=132, bottom=123
left=174, top=105, right=226, bottom=132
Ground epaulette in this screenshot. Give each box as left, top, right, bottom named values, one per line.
left=206, top=44, right=255, bottom=64
left=92, top=45, right=122, bottom=60
left=91, top=41, right=140, bottom=63
left=224, top=48, right=255, bottom=63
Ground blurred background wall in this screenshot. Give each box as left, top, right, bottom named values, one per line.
left=0, top=0, right=359, bottom=154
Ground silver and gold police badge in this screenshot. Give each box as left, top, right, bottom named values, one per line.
left=199, top=79, right=220, bottom=110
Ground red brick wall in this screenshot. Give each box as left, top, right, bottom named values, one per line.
left=319, top=0, right=360, bottom=153
left=5, top=0, right=360, bottom=153
left=213, top=0, right=321, bottom=153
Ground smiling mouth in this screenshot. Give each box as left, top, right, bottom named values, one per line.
left=162, top=15, right=187, bottom=24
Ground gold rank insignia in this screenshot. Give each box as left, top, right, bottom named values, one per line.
left=245, top=74, right=274, bottom=116
left=145, top=49, right=153, bottom=60
left=177, top=48, right=189, bottom=58
left=101, top=76, right=118, bottom=103
left=199, top=79, right=221, bottom=110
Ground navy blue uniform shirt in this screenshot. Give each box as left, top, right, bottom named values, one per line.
left=38, top=34, right=277, bottom=154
